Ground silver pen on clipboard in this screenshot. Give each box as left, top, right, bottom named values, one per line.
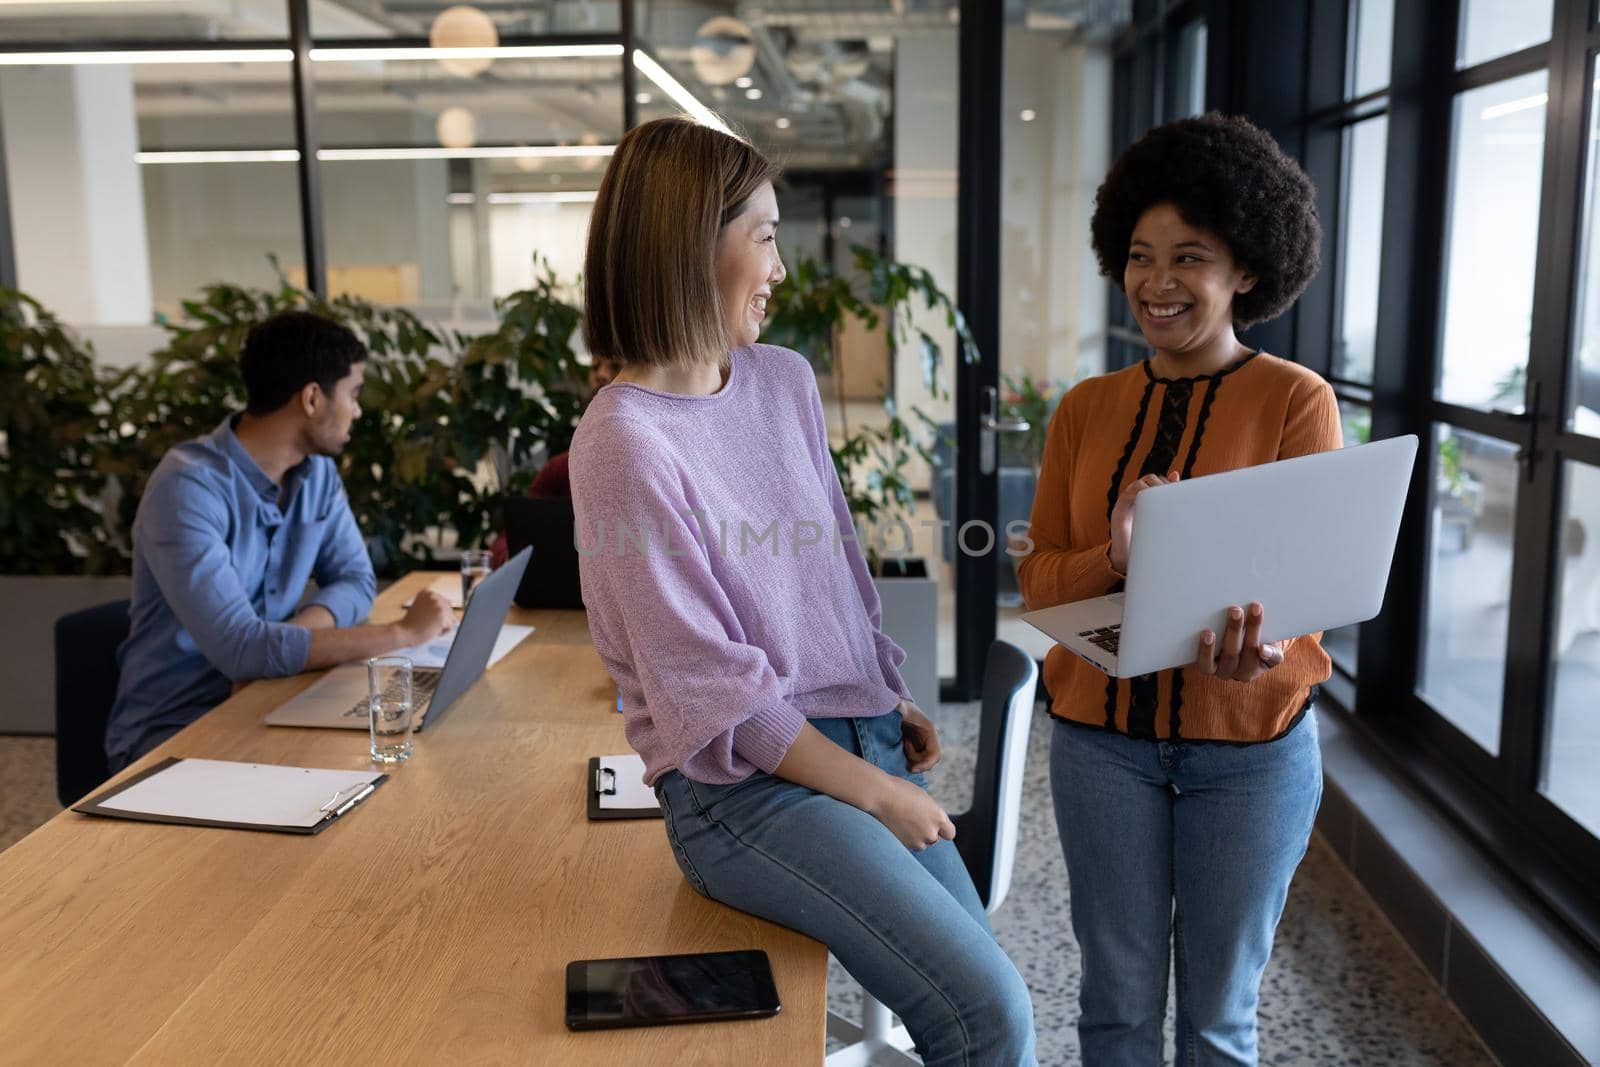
left=319, top=782, right=377, bottom=820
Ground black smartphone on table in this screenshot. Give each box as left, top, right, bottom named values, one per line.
left=564, top=949, right=782, bottom=1031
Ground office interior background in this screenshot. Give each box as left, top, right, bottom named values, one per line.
left=1, top=0, right=1598, bottom=1063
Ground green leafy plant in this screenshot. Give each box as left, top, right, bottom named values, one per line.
left=1439, top=432, right=1466, bottom=495
left=1001, top=371, right=1060, bottom=468
left=0, top=290, right=120, bottom=574
left=98, top=281, right=279, bottom=549
left=1346, top=409, right=1373, bottom=446
left=456, top=262, right=589, bottom=499
left=96, top=274, right=472, bottom=575
left=6, top=242, right=959, bottom=580
left=70, top=258, right=586, bottom=578
left=1490, top=363, right=1527, bottom=408
left=767, top=245, right=976, bottom=562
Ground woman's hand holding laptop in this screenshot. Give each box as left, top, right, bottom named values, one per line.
left=1112, top=469, right=1285, bottom=683
left=1195, top=601, right=1286, bottom=683
left=1110, top=468, right=1182, bottom=573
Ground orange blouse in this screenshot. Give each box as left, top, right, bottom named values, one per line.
left=1017, top=352, right=1343, bottom=743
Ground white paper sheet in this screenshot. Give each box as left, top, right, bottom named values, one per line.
left=402, top=573, right=464, bottom=609
left=95, top=759, right=382, bottom=829
left=384, top=623, right=535, bottom=670
left=596, top=753, right=655, bottom=811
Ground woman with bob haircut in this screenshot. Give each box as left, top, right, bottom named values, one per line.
left=569, top=117, right=1036, bottom=1065
left=1019, top=112, right=1339, bottom=1066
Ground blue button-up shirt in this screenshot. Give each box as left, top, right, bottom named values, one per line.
left=106, top=415, right=376, bottom=763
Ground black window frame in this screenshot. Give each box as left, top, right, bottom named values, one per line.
left=1366, top=0, right=1600, bottom=951
left=1150, top=0, right=1600, bottom=951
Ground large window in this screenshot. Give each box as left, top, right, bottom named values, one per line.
left=1417, top=425, right=1518, bottom=753
left=1311, top=0, right=1395, bottom=680
left=1457, top=0, right=1555, bottom=68
left=0, top=42, right=305, bottom=331
left=1333, top=114, right=1386, bottom=386
left=1436, top=71, right=1548, bottom=413
left=0, top=1, right=926, bottom=325
left=1545, top=459, right=1600, bottom=835
left=1566, top=67, right=1600, bottom=429
left=1161, top=0, right=1600, bottom=942
left=1353, top=0, right=1600, bottom=938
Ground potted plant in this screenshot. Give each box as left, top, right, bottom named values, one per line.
left=0, top=290, right=131, bottom=732
left=101, top=264, right=589, bottom=577
left=766, top=246, right=976, bottom=715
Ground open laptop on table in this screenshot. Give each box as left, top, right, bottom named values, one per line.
left=504, top=496, right=584, bottom=610
left=265, top=547, right=532, bottom=732
left=1021, top=435, right=1417, bottom=678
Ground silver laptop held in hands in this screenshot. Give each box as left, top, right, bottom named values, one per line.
left=265, top=547, right=532, bottom=731
left=1021, top=436, right=1417, bottom=678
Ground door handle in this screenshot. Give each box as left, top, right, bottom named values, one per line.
left=1511, top=380, right=1544, bottom=485
left=980, top=386, right=1030, bottom=475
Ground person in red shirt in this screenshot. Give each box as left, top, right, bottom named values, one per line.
left=488, top=354, right=622, bottom=566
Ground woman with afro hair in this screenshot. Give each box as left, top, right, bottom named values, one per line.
left=1018, top=112, right=1340, bottom=1066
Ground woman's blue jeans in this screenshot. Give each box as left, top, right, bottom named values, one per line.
left=655, top=710, right=1038, bottom=1066
left=1049, top=711, right=1322, bottom=1067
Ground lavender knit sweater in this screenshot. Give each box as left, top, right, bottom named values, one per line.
left=569, top=344, right=911, bottom=785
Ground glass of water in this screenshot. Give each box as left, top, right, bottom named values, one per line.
left=368, top=656, right=414, bottom=763
left=460, top=548, right=492, bottom=608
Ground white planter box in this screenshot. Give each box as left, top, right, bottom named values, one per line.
left=0, top=576, right=131, bottom=734
left=873, top=558, right=939, bottom=716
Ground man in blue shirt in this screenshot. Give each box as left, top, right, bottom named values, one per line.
left=106, top=311, right=454, bottom=769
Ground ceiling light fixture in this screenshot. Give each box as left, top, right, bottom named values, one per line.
left=429, top=4, right=499, bottom=77
left=311, top=44, right=622, bottom=63
left=1480, top=92, right=1548, bottom=121
left=436, top=106, right=477, bottom=149
left=134, top=145, right=616, bottom=164
left=0, top=48, right=293, bottom=66
left=633, top=51, right=731, bottom=135
left=487, top=190, right=600, bottom=204
left=134, top=149, right=301, bottom=164
left=0, top=44, right=624, bottom=67
left=690, top=15, right=756, bottom=86
left=319, top=145, right=613, bottom=161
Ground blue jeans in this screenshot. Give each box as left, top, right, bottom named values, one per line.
left=1049, top=711, right=1322, bottom=1067
left=655, top=711, right=1037, bottom=1067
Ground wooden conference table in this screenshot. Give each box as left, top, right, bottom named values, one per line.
left=0, top=572, right=826, bottom=1064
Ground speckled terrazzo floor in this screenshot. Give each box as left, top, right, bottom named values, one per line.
left=822, top=702, right=1497, bottom=1066
left=1, top=716, right=1495, bottom=1066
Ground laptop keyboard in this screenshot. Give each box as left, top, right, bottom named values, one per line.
left=342, top=669, right=443, bottom=719
left=1077, top=625, right=1122, bottom=656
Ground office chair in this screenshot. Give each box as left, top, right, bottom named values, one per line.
left=825, top=640, right=1040, bottom=1067
left=54, top=599, right=130, bottom=807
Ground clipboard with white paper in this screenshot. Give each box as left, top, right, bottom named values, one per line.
left=586, top=754, right=661, bottom=821
left=74, top=757, right=388, bottom=835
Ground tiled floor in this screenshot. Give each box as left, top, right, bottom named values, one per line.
left=3, top=718, right=1495, bottom=1065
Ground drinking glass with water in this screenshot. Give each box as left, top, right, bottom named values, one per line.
left=368, top=656, right=415, bottom=763
left=460, top=548, right=492, bottom=608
